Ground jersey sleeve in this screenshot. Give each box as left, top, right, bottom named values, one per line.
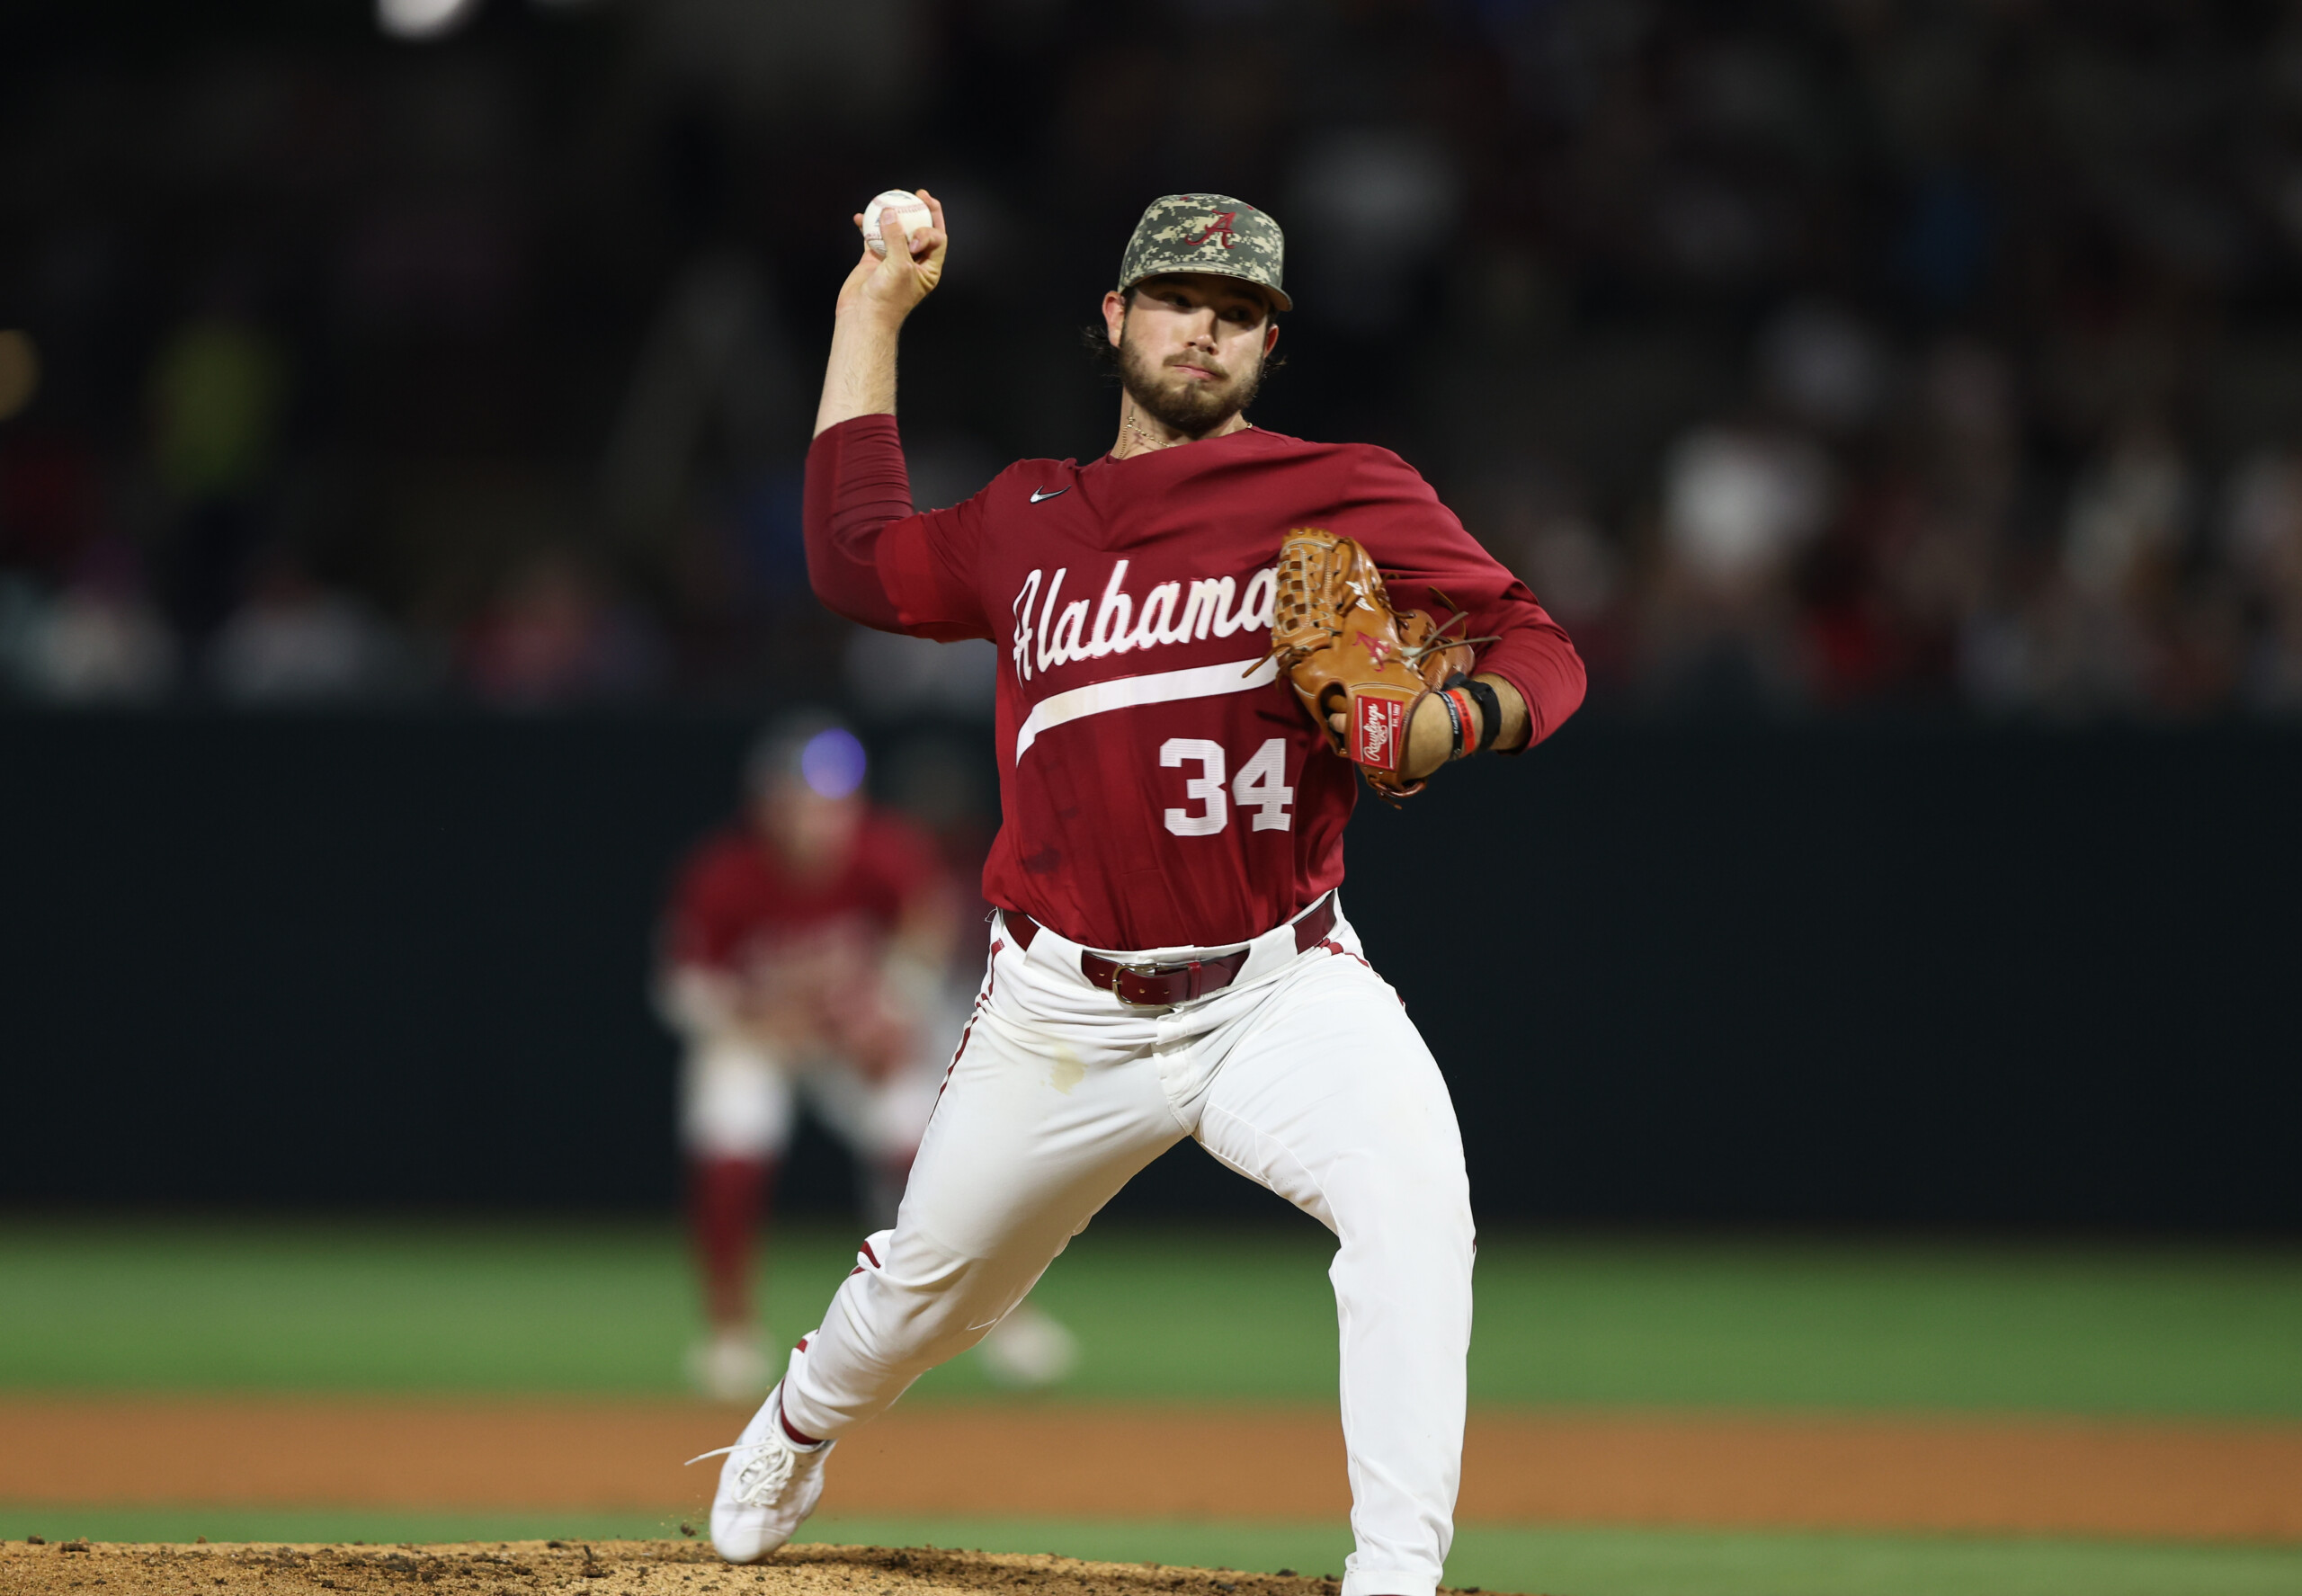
left=803, top=415, right=992, bottom=641
left=662, top=838, right=749, bottom=971
left=1334, top=448, right=1588, bottom=750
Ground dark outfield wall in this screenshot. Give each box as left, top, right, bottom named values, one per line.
left=2, top=710, right=2297, bottom=1229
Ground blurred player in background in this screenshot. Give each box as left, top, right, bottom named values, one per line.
left=657, top=711, right=1076, bottom=1399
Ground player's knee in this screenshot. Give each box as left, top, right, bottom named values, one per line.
left=1327, top=1155, right=1474, bottom=1262
left=838, top=1227, right=1031, bottom=1363
left=911, top=1302, right=1005, bottom=1363
left=856, top=1278, right=1018, bottom=1372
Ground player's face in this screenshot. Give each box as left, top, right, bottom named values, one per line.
left=1106, top=275, right=1280, bottom=434
left=753, top=778, right=863, bottom=874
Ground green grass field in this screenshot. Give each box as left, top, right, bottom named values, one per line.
left=4, top=1217, right=2300, bottom=1596
left=5, top=1217, right=2298, bottom=1413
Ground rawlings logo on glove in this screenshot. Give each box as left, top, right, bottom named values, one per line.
left=1356, top=696, right=1402, bottom=767
left=1256, top=528, right=1486, bottom=799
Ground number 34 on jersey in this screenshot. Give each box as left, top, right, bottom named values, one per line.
left=1159, top=736, right=1295, bottom=837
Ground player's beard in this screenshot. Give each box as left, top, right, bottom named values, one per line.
left=1118, top=325, right=1265, bottom=436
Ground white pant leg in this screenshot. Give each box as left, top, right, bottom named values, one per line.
left=798, top=1057, right=944, bottom=1229
left=680, top=1039, right=798, bottom=1161
left=1191, top=951, right=1474, bottom=1596
left=799, top=972, right=975, bottom=1170
left=779, top=941, right=1184, bottom=1440
left=798, top=1057, right=941, bottom=1166
left=775, top=915, right=1472, bottom=1596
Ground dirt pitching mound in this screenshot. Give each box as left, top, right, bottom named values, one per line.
left=0, top=1540, right=1504, bottom=1596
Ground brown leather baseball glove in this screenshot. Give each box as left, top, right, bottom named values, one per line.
left=1260, top=527, right=1484, bottom=798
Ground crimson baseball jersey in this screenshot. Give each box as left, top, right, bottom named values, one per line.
left=665, top=808, right=948, bottom=973
left=807, top=416, right=1584, bottom=950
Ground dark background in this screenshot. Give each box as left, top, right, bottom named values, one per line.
left=6, top=709, right=2295, bottom=1228
left=13, top=0, right=2302, bottom=717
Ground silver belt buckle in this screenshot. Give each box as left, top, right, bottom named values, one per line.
left=1118, top=958, right=1193, bottom=1006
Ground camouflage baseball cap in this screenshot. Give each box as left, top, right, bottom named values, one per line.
left=1116, top=193, right=1291, bottom=313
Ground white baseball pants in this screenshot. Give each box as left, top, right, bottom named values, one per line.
left=679, top=1040, right=943, bottom=1168
left=771, top=898, right=1475, bottom=1596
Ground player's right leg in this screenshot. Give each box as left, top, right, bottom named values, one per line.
left=680, top=1039, right=796, bottom=1400
left=1188, top=937, right=1473, bottom=1596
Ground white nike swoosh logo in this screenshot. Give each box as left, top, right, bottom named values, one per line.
left=1030, top=486, right=1069, bottom=503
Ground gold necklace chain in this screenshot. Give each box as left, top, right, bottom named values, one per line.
left=1123, top=409, right=1169, bottom=452
left=1122, top=406, right=1249, bottom=455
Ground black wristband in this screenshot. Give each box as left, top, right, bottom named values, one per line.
left=1464, top=678, right=1503, bottom=753
left=1435, top=687, right=1467, bottom=760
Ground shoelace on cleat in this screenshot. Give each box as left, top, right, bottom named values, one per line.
left=731, top=1445, right=798, bottom=1506
left=683, top=1438, right=802, bottom=1507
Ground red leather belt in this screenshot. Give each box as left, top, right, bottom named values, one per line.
left=1003, top=893, right=1338, bottom=1007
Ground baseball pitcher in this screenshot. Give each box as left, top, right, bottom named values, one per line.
left=695, top=192, right=1587, bottom=1596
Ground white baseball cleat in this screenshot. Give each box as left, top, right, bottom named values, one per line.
left=687, top=1329, right=772, bottom=1404
left=976, top=1302, right=1080, bottom=1389
left=691, top=1379, right=834, bottom=1564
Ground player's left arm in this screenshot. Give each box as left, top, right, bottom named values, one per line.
left=1336, top=449, right=1587, bottom=777
left=1456, top=672, right=1533, bottom=757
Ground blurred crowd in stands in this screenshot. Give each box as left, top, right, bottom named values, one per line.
left=6, top=0, right=2302, bottom=719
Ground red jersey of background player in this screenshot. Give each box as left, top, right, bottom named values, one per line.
left=665, top=809, right=948, bottom=983
left=807, top=417, right=1585, bottom=950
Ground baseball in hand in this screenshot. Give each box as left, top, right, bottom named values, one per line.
left=861, top=190, right=934, bottom=258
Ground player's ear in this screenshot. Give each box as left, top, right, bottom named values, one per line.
left=1102, top=290, right=1129, bottom=348
left=1263, top=319, right=1280, bottom=356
